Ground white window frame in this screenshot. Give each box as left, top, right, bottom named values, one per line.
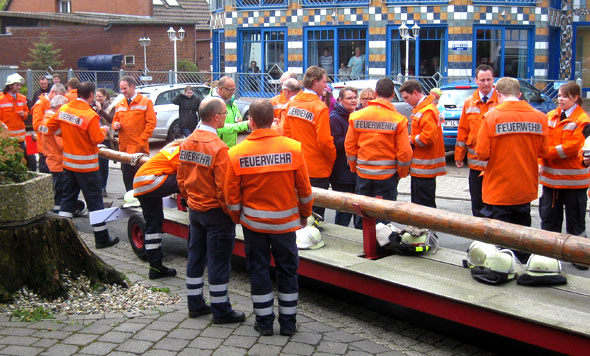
left=124, top=55, right=135, bottom=66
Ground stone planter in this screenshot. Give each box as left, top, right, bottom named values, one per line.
left=0, top=172, right=53, bottom=225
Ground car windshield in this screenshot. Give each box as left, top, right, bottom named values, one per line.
left=439, top=88, right=476, bottom=108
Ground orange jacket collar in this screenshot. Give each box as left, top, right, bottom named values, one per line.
left=367, top=97, right=397, bottom=111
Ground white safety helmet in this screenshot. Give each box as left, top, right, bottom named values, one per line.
left=296, top=226, right=324, bottom=250
left=463, top=241, right=498, bottom=268
left=517, top=254, right=567, bottom=286
left=5, top=73, right=24, bottom=86
left=122, top=190, right=141, bottom=208
left=470, top=249, right=519, bottom=285
left=376, top=223, right=401, bottom=247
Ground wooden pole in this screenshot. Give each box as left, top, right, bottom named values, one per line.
left=312, top=188, right=590, bottom=266
left=97, top=148, right=590, bottom=266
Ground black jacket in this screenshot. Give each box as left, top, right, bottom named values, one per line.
left=329, top=103, right=357, bottom=185
left=172, top=94, right=201, bottom=131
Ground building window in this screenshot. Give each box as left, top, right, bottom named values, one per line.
left=388, top=26, right=446, bottom=77
left=212, top=30, right=225, bottom=77
left=575, top=26, right=590, bottom=87
left=235, top=0, right=288, bottom=9
left=59, top=0, right=71, bottom=13
left=305, top=27, right=367, bottom=81
left=124, top=55, right=135, bottom=66
left=211, top=0, right=224, bottom=12
left=471, top=0, right=537, bottom=5
left=299, top=0, right=369, bottom=6
left=474, top=26, right=532, bottom=78
left=238, top=29, right=286, bottom=96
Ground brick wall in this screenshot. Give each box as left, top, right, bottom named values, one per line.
left=0, top=24, right=210, bottom=72
left=7, top=0, right=153, bottom=16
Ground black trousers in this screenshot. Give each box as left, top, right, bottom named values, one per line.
left=38, top=153, right=50, bottom=174
left=59, top=169, right=110, bottom=244
left=481, top=202, right=531, bottom=263
left=51, top=171, right=64, bottom=212
left=468, top=168, right=484, bottom=217
left=243, top=227, right=298, bottom=330
left=331, top=182, right=362, bottom=229
left=411, top=176, right=436, bottom=208
left=356, top=174, right=399, bottom=226
left=122, top=163, right=140, bottom=192
left=309, top=177, right=329, bottom=219
left=539, top=186, right=587, bottom=236
left=136, top=175, right=179, bottom=265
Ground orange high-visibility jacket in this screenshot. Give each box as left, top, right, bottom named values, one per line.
left=133, top=145, right=180, bottom=197
left=113, top=94, right=157, bottom=154
left=283, top=91, right=336, bottom=178
left=224, top=129, right=313, bottom=234
left=32, top=94, right=51, bottom=154
left=46, top=99, right=106, bottom=173
left=0, top=92, right=29, bottom=142
left=410, top=97, right=446, bottom=178
left=177, top=128, right=230, bottom=213
left=40, top=109, right=63, bottom=173
left=271, top=91, right=288, bottom=120
left=65, top=89, right=77, bottom=102
left=539, top=105, right=590, bottom=189
left=345, top=98, right=413, bottom=180
left=475, top=100, right=548, bottom=206
left=455, top=89, right=498, bottom=170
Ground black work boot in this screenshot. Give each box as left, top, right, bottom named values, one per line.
left=149, top=264, right=177, bottom=280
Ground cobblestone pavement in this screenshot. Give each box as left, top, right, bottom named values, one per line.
left=0, top=228, right=496, bottom=356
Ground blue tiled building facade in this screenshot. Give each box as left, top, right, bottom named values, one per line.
left=210, top=0, right=590, bottom=95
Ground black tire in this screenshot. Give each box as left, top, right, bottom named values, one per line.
left=167, top=120, right=183, bottom=142
left=127, top=214, right=148, bottom=261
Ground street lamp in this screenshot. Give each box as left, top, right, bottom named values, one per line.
left=399, top=22, right=420, bottom=79
left=138, top=35, right=151, bottom=74
left=167, top=26, right=185, bottom=84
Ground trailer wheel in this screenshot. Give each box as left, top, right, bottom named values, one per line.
left=127, top=214, right=147, bottom=261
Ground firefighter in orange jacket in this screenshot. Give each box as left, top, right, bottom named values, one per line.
left=455, top=64, right=498, bottom=217
left=345, top=78, right=412, bottom=213
left=272, top=78, right=300, bottom=134
left=32, top=83, right=67, bottom=174
left=225, top=99, right=313, bottom=337
left=113, top=76, right=157, bottom=191
left=39, top=95, right=68, bottom=212
left=64, top=78, right=80, bottom=102
left=133, top=142, right=182, bottom=279
left=0, top=74, right=30, bottom=160
left=177, top=97, right=246, bottom=324
left=539, top=82, right=590, bottom=270
left=270, top=72, right=298, bottom=120
left=283, top=66, right=335, bottom=218
left=400, top=79, right=446, bottom=208
left=475, top=77, right=548, bottom=228
left=46, top=82, right=119, bottom=249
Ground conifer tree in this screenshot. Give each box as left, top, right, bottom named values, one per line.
left=21, top=31, right=64, bottom=69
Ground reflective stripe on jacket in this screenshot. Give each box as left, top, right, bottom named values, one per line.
left=45, top=99, right=105, bottom=172
left=0, top=92, right=29, bottom=142
left=113, top=94, right=156, bottom=154
left=271, top=91, right=288, bottom=120
left=345, top=98, right=412, bottom=180
left=475, top=100, right=548, bottom=205
left=177, top=129, right=230, bottom=213
left=454, top=89, right=498, bottom=170
left=539, top=105, right=590, bottom=189
left=225, top=129, right=313, bottom=234
left=133, top=146, right=181, bottom=196
left=283, top=91, right=336, bottom=178
left=410, top=96, right=446, bottom=178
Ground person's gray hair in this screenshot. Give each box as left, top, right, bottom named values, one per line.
left=199, top=97, right=225, bottom=123
left=50, top=95, right=68, bottom=109
left=50, top=83, right=66, bottom=95
left=280, top=71, right=298, bottom=83
left=282, top=78, right=300, bottom=92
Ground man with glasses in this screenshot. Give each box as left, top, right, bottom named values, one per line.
left=210, top=76, right=249, bottom=147
left=177, top=96, right=246, bottom=324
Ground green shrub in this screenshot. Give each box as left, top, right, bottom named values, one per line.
left=0, top=126, right=32, bottom=184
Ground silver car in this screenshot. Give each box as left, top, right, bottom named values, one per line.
left=117, top=83, right=251, bottom=141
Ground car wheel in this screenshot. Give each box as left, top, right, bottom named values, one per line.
left=127, top=214, right=148, bottom=261
left=167, top=120, right=183, bottom=142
